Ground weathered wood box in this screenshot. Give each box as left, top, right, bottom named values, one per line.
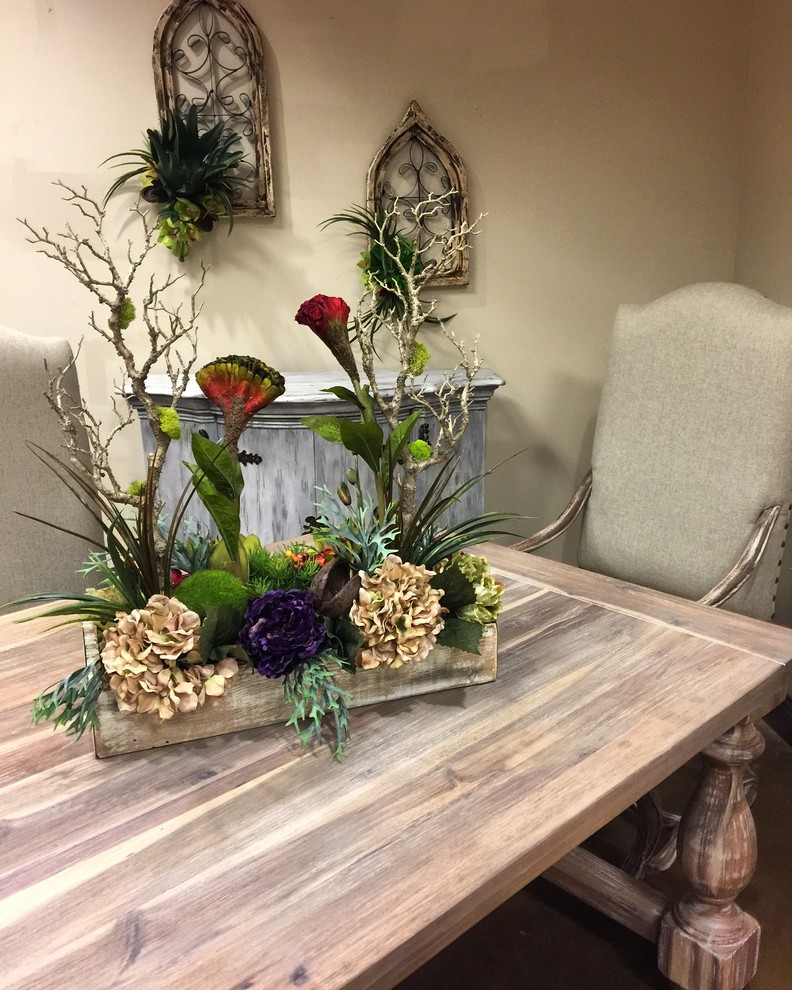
left=84, top=622, right=498, bottom=758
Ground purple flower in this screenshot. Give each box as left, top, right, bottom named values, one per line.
left=240, top=589, right=328, bottom=678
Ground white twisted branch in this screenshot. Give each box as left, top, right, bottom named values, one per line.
left=22, top=183, right=206, bottom=562
left=354, top=192, right=484, bottom=525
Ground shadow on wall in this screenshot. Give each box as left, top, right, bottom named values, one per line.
left=486, top=371, right=601, bottom=566
left=558, top=405, right=597, bottom=567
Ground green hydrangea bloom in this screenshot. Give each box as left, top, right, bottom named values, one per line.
left=201, top=193, right=228, bottom=218
left=409, top=341, right=431, bottom=376
left=408, top=439, right=432, bottom=462
left=156, top=406, right=182, bottom=440
left=125, top=480, right=146, bottom=496
left=157, top=214, right=199, bottom=261
left=454, top=553, right=505, bottom=624
left=118, top=297, right=136, bottom=329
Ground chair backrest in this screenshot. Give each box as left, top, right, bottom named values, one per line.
left=0, top=326, right=98, bottom=607
left=578, top=283, right=792, bottom=620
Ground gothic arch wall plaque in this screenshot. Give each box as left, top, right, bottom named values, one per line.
left=366, top=101, right=469, bottom=286
left=153, top=0, right=275, bottom=217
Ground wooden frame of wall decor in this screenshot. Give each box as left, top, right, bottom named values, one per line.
left=366, top=101, right=470, bottom=286
left=153, top=0, right=275, bottom=217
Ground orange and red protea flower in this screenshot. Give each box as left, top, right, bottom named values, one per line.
left=196, top=355, right=285, bottom=455
left=295, top=295, right=359, bottom=385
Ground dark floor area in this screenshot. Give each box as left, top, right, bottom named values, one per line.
left=398, top=724, right=792, bottom=990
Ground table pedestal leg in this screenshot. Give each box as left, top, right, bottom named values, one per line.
left=658, top=720, right=764, bottom=990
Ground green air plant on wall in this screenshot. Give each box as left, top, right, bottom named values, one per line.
left=321, top=204, right=453, bottom=331
left=104, top=106, right=247, bottom=261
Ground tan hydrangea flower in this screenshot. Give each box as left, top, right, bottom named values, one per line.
left=349, top=555, right=446, bottom=669
left=107, top=658, right=239, bottom=720
left=101, top=595, right=238, bottom=719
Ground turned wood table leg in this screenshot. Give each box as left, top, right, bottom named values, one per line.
left=658, top=720, right=765, bottom=990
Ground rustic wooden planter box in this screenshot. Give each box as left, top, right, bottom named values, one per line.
left=83, top=622, right=498, bottom=758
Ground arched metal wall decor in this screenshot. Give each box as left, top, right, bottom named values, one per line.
left=153, top=0, right=275, bottom=217
left=366, top=101, right=469, bottom=286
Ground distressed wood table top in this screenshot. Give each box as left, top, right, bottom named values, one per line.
left=2, top=545, right=791, bottom=990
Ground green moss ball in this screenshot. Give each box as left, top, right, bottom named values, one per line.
left=118, top=297, right=136, bottom=329
left=174, top=569, right=249, bottom=619
left=156, top=406, right=182, bottom=440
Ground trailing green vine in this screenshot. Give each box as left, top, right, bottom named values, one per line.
left=284, top=655, right=351, bottom=761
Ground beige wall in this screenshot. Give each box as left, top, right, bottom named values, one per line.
left=0, top=1, right=752, bottom=553
left=734, top=0, right=792, bottom=622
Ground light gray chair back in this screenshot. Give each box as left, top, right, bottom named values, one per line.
left=578, top=283, right=792, bottom=620
left=0, top=326, right=98, bottom=607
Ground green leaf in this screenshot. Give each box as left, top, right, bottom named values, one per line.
left=321, top=386, right=361, bottom=407
left=386, top=411, right=420, bottom=464
left=191, top=432, right=243, bottom=500
left=329, top=618, right=362, bottom=671
left=436, top=617, right=484, bottom=655
left=2, top=593, right=122, bottom=626
left=187, top=471, right=241, bottom=562
left=19, top=443, right=159, bottom=607
left=356, top=384, right=377, bottom=419
left=32, top=661, right=104, bottom=739
left=301, top=415, right=345, bottom=444
left=283, top=655, right=351, bottom=760
left=338, top=420, right=384, bottom=473
left=187, top=433, right=243, bottom=561
left=200, top=605, right=246, bottom=662
left=430, top=563, right=478, bottom=612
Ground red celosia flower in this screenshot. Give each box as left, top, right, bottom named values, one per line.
left=295, top=295, right=359, bottom=385
left=295, top=295, right=350, bottom=339
left=195, top=354, right=285, bottom=455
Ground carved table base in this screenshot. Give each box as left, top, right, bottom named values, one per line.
left=658, top=720, right=765, bottom=990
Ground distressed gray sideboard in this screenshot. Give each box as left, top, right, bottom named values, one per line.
left=127, top=370, right=504, bottom=543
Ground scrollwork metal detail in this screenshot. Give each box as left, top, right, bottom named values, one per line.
left=367, top=101, right=469, bottom=286
left=154, top=0, right=275, bottom=217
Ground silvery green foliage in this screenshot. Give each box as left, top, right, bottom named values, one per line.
left=312, top=487, right=399, bottom=574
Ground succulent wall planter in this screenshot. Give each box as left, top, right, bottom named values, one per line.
left=84, top=622, right=497, bottom=757
left=104, top=105, right=250, bottom=260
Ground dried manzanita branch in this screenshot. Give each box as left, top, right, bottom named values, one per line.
left=21, top=182, right=206, bottom=569
left=354, top=192, right=484, bottom=526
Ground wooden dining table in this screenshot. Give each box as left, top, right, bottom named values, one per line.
left=2, top=543, right=791, bottom=990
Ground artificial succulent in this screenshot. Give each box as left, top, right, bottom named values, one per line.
left=104, top=106, right=247, bottom=260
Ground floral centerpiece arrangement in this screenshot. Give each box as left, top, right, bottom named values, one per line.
left=9, top=186, right=513, bottom=759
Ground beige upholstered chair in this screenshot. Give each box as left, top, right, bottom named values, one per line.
left=518, top=282, right=792, bottom=618
left=0, top=326, right=98, bottom=608
left=515, top=282, right=792, bottom=873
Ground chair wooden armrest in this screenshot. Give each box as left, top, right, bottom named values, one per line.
left=698, top=505, right=783, bottom=608
left=512, top=470, right=593, bottom=553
